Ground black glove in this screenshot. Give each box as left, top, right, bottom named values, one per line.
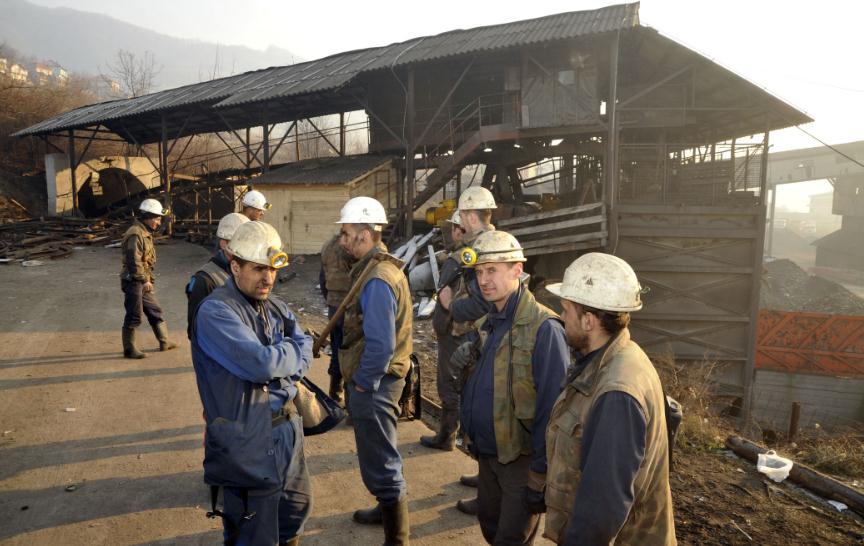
left=451, top=338, right=480, bottom=370
left=522, top=485, right=546, bottom=514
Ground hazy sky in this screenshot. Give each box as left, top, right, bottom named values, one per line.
left=26, top=0, right=864, bottom=209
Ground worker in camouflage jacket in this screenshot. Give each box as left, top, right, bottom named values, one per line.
left=455, top=230, right=569, bottom=545
left=319, top=233, right=356, bottom=403
left=119, top=198, right=177, bottom=359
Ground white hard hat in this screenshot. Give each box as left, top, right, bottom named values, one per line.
left=216, top=212, right=250, bottom=240
left=546, top=253, right=643, bottom=312
left=335, top=196, right=388, bottom=227
left=447, top=210, right=462, bottom=226
left=139, top=198, right=167, bottom=216
left=227, top=221, right=289, bottom=269
left=242, top=189, right=271, bottom=211
left=466, top=230, right=525, bottom=265
left=458, top=187, right=497, bottom=210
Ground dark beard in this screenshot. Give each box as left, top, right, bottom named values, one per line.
left=568, top=332, right=590, bottom=353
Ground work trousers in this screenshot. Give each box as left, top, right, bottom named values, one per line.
left=222, top=414, right=312, bottom=545
left=435, top=331, right=461, bottom=411
left=348, top=374, right=407, bottom=504
left=327, top=305, right=344, bottom=380
left=477, top=454, right=540, bottom=546
left=121, top=279, right=165, bottom=329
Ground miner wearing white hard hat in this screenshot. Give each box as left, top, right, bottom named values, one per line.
left=454, top=230, right=569, bottom=545
left=184, top=212, right=249, bottom=338
left=191, top=221, right=313, bottom=545
left=543, top=253, right=676, bottom=545
left=241, top=189, right=271, bottom=221
left=119, top=198, right=177, bottom=358
left=335, top=196, right=412, bottom=544
left=420, top=209, right=468, bottom=453
left=318, top=232, right=357, bottom=404
left=436, top=187, right=497, bottom=514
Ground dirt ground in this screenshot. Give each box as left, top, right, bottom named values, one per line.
left=1, top=243, right=861, bottom=545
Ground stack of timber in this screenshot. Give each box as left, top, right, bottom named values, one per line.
left=0, top=217, right=129, bottom=263
left=495, top=202, right=606, bottom=256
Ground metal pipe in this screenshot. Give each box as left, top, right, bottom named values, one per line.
left=605, top=31, right=620, bottom=253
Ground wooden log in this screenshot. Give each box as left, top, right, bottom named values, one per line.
left=725, top=435, right=864, bottom=516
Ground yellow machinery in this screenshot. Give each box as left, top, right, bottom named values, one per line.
left=425, top=198, right=457, bottom=225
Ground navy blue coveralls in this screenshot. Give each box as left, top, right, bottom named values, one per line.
left=192, top=278, right=313, bottom=545
left=348, top=278, right=408, bottom=505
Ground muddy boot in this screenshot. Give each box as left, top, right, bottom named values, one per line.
left=151, top=321, right=177, bottom=351
left=381, top=498, right=410, bottom=545
left=279, top=538, right=300, bottom=546
left=122, top=328, right=146, bottom=359
left=456, top=497, right=478, bottom=516
left=329, top=374, right=344, bottom=405
left=459, top=473, right=478, bottom=488
left=353, top=504, right=382, bottom=525
left=420, top=409, right=458, bottom=451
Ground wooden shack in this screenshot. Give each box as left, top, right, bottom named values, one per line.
left=251, top=154, right=396, bottom=254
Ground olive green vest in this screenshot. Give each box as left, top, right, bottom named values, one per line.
left=199, top=260, right=230, bottom=287
left=120, top=220, right=156, bottom=282
left=475, top=288, right=559, bottom=465
left=339, top=249, right=413, bottom=384
left=450, top=224, right=494, bottom=337
left=320, top=235, right=354, bottom=307
left=544, top=329, right=676, bottom=545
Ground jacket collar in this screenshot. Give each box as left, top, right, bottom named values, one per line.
left=569, top=328, right=631, bottom=395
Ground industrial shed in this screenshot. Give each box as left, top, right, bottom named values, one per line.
left=252, top=154, right=396, bottom=254
left=13, top=2, right=814, bottom=420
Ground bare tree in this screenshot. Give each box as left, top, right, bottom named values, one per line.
left=104, top=49, right=160, bottom=98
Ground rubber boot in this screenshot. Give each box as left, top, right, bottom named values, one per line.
left=122, top=328, right=146, bottom=359
left=329, top=374, right=344, bottom=405
left=419, top=409, right=458, bottom=451
left=456, top=497, right=478, bottom=516
left=152, top=321, right=178, bottom=351
left=353, top=504, right=382, bottom=525
left=381, top=498, right=410, bottom=546
left=459, top=473, right=478, bottom=487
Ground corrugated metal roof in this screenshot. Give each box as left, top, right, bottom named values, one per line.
left=254, top=154, right=394, bottom=186
left=13, top=3, right=639, bottom=137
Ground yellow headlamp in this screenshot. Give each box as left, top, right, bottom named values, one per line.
left=459, top=247, right=478, bottom=266
left=268, top=246, right=289, bottom=269
left=263, top=202, right=272, bottom=210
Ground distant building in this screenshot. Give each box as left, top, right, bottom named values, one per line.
left=10, top=63, right=28, bottom=83
left=0, top=58, right=7, bottom=75
left=52, top=66, right=68, bottom=86
left=32, top=63, right=53, bottom=86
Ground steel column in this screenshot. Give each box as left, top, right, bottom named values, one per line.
left=160, top=115, right=172, bottom=235
left=405, top=67, right=416, bottom=238
left=67, top=130, right=78, bottom=216
left=605, top=31, right=621, bottom=252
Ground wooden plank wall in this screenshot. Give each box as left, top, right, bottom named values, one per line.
left=752, top=370, right=864, bottom=430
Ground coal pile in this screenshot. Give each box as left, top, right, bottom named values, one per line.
left=760, top=259, right=864, bottom=315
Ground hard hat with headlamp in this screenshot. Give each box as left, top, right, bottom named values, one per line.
left=545, top=253, right=643, bottom=312
left=227, top=221, right=289, bottom=269
left=460, top=230, right=525, bottom=266
left=242, top=190, right=271, bottom=211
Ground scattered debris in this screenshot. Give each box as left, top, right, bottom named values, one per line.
left=64, top=484, right=79, bottom=492
left=63, top=407, right=76, bottom=412
left=827, top=500, right=848, bottom=512
left=0, top=217, right=129, bottom=264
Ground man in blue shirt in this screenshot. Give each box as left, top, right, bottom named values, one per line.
left=191, top=221, right=313, bottom=546
left=335, top=196, right=413, bottom=545
left=185, top=212, right=249, bottom=338
left=457, top=231, right=569, bottom=545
